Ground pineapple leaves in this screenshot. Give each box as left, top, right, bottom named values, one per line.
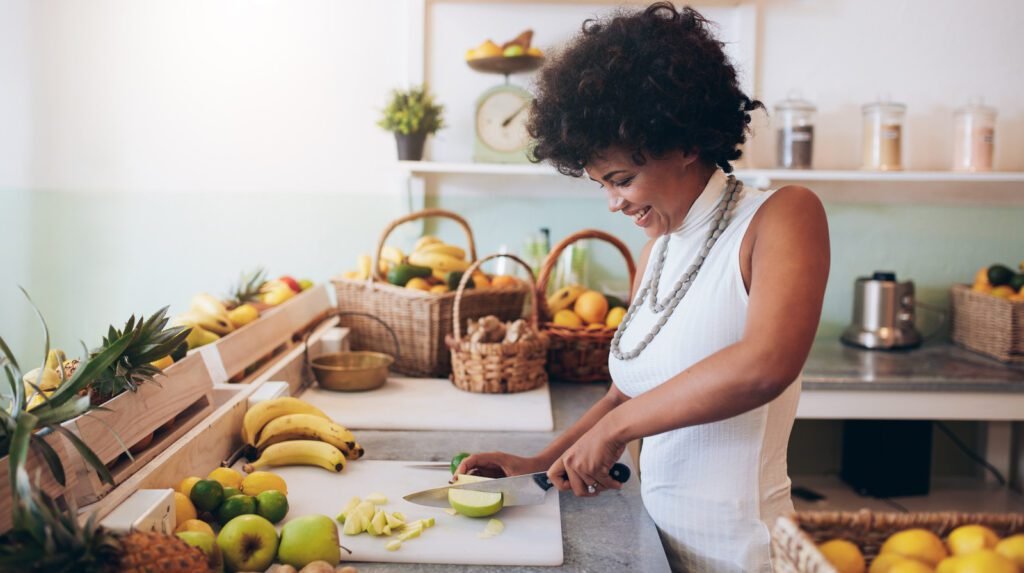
left=48, top=332, right=133, bottom=406
left=29, top=432, right=66, bottom=487
left=55, top=425, right=115, bottom=486
left=9, top=411, right=43, bottom=538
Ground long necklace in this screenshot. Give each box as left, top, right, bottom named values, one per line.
left=610, top=175, right=741, bottom=361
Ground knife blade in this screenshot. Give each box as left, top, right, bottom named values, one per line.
left=403, top=463, right=631, bottom=508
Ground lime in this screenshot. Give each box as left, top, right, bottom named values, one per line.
left=222, top=486, right=241, bottom=499
left=450, top=452, right=471, bottom=474
left=255, top=490, right=289, bottom=524
left=189, top=479, right=224, bottom=513
left=216, top=494, right=256, bottom=525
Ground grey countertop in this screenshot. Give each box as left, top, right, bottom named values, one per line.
left=352, top=381, right=671, bottom=573
left=802, top=340, right=1024, bottom=392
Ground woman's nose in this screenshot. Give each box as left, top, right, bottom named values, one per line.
left=608, top=193, right=625, bottom=213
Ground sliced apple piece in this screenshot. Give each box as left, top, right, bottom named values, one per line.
left=478, top=518, right=505, bottom=539
left=355, top=501, right=376, bottom=524
left=397, top=525, right=423, bottom=542
left=342, top=512, right=364, bottom=536
left=382, top=524, right=391, bottom=536
left=449, top=483, right=503, bottom=518
left=392, top=511, right=407, bottom=521
left=444, top=508, right=458, bottom=516
left=367, top=510, right=388, bottom=536
left=385, top=540, right=402, bottom=551
left=385, top=512, right=405, bottom=529
left=336, top=496, right=361, bottom=524
left=366, top=492, right=388, bottom=506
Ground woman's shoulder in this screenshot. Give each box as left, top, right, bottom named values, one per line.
left=754, top=184, right=824, bottom=223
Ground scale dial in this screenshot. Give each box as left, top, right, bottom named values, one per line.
left=475, top=87, right=532, bottom=155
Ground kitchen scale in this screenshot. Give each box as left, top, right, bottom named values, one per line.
left=467, top=54, right=544, bottom=163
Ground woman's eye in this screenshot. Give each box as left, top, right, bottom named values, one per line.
left=613, top=177, right=634, bottom=187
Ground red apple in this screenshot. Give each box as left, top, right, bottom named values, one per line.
left=278, top=276, right=302, bottom=293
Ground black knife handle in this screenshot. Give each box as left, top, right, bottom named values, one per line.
left=535, top=462, right=632, bottom=491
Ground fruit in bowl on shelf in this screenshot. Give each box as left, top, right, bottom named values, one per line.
left=971, top=263, right=1024, bottom=300
left=465, top=39, right=503, bottom=60
left=276, top=514, right=342, bottom=569
left=217, top=514, right=279, bottom=573
left=502, top=45, right=525, bottom=57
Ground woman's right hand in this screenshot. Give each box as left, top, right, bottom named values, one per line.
left=454, top=452, right=547, bottom=479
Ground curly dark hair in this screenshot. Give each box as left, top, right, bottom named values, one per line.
left=528, top=2, right=762, bottom=175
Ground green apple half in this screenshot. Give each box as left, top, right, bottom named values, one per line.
left=448, top=474, right=503, bottom=517
left=277, top=514, right=341, bottom=569
left=216, top=514, right=278, bottom=573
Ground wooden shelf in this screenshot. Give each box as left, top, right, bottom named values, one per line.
left=792, top=475, right=1024, bottom=514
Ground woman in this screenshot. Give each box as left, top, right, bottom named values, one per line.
left=457, top=3, right=829, bottom=572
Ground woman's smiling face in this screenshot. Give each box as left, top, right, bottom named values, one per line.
left=585, top=148, right=711, bottom=238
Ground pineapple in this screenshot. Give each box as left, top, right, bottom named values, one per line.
left=225, top=267, right=268, bottom=309
left=0, top=487, right=211, bottom=573
left=87, top=307, right=191, bottom=405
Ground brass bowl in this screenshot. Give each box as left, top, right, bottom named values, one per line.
left=310, top=351, right=394, bottom=392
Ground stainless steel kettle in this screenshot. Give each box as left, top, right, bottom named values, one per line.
left=841, top=271, right=922, bottom=350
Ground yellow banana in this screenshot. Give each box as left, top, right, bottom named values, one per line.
left=191, top=293, right=231, bottom=321
left=241, top=397, right=330, bottom=446
left=175, top=309, right=234, bottom=335
left=381, top=245, right=405, bottom=265
left=416, top=243, right=466, bottom=260
left=414, top=235, right=443, bottom=252
left=44, top=349, right=66, bottom=372
left=242, top=440, right=346, bottom=473
left=348, top=442, right=366, bottom=460
left=546, top=284, right=587, bottom=314
left=254, top=413, right=357, bottom=455
left=357, top=255, right=373, bottom=280
left=407, top=251, right=470, bottom=273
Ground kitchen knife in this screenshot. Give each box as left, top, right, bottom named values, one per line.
left=403, top=462, right=631, bottom=508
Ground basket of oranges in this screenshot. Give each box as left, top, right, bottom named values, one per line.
left=773, top=509, right=1024, bottom=573
left=951, top=262, right=1024, bottom=364
left=536, top=230, right=637, bottom=383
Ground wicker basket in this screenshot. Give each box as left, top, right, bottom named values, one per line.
left=536, top=229, right=636, bottom=383
left=773, top=510, right=1024, bottom=573
left=333, top=209, right=529, bottom=378
left=951, top=283, right=1024, bottom=363
left=446, top=254, right=549, bottom=394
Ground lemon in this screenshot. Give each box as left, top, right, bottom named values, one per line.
left=405, top=277, right=432, bottom=291
left=173, top=491, right=197, bottom=523
left=552, top=309, right=583, bottom=328
left=995, top=534, right=1024, bottom=569
left=947, top=525, right=999, bottom=556
left=150, top=355, right=174, bottom=369
left=207, top=467, right=244, bottom=490
left=605, top=306, right=627, bottom=328
left=991, top=285, right=1016, bottom=299
left=939, top=550, right=1016, bottom=573
left=870, top=554, right=914, bottom=573
left=175, top=518, right=214, bottom=535
left=429, top=284, right=449, bottom=294
left=240, top=470, right=289, bottom=496
left=881, top=529, right=949, bottom=567
left=178, top=476, right=202, bottom=498
left=819, top=539, right=866, bottom=573
left=888, top=559, right=935, bottom=573
left=573, top=290, right=609, bottom=325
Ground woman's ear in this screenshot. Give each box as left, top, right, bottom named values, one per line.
left=680, top=149, right=701, bottom=167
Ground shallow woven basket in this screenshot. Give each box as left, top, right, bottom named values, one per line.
left=772, top=510, right=1024, bottom=573
left=333, top=209, right=528, bottom=378
left=446, top=254, right=549, bottom=394
left=537, top=230, right=636, bottom=383
left=951, top=283, right=1024, bottom=363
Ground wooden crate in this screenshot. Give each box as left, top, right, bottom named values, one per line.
left=0, top=431, right=81, bottom=534
left=247, top=315, right=341, bottom=396
left=83, top=382, right=261, bottom=524
left=63, top=351, right=215, bottom=505
left=215, top=284, right=333, bottom=382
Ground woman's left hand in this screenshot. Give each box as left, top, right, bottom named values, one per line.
left=547, top=419, right=626, bottom=497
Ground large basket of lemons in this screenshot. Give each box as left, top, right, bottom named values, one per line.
left=537, top=229, right=636, bottom=383
left=773, top=510, right=1024, bottom=573
left=333, top=209, right=529, bottom=378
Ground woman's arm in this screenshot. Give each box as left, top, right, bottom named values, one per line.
left=550, top=186, right=829, bottom=494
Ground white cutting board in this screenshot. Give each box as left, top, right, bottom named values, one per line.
left=301, top=377, right=554, bottom=432
left=235, top=460, right=563, bottom=567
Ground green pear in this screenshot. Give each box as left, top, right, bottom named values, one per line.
left=276, top=514, right=341, bottom=569
left=176, top=531, right=224, bottom=573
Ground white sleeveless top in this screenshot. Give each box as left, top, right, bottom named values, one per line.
left=609, top=169, right=801, bottom=573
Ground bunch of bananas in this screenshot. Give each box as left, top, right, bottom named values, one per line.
left=343, top=235, right=502, bottom=294
left=241, top=397, right=364, bottom=474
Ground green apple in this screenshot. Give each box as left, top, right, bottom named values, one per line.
left=449, top=474, right=503, bottom=517
left=217, top=494, right=257, bottom=525
left=276, top=514, right=341, bottom=569
left=216, top=514, right=278, bottom=572
left=176, top=531, right=224, bottom=573
left=503, top=45, right=525, bottom=57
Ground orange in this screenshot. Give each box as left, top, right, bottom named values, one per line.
left=471, top=272, right=491, bottom=289
left=491, top=275, right=520, bottom=289
left=573, top=290, right=609, bottom=324
left=973, top=267, right=991, bottom=288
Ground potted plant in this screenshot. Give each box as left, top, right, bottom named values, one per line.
left=377, top=85, right=445, bottom=161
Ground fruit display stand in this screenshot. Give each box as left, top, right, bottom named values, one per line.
left=204, top=283, right=334, bottom=385
left=0, top=431, right=80, bottom=533
left=62, top=350, right=216, bottom=505
left=772, top=510, right=1024, bottom=572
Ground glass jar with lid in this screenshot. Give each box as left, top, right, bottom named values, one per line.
left=953, top=99, right=996, bottom=172
left=862, top=100, right=906, bottom=171
left=774, top=97, right=816, bottom=169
